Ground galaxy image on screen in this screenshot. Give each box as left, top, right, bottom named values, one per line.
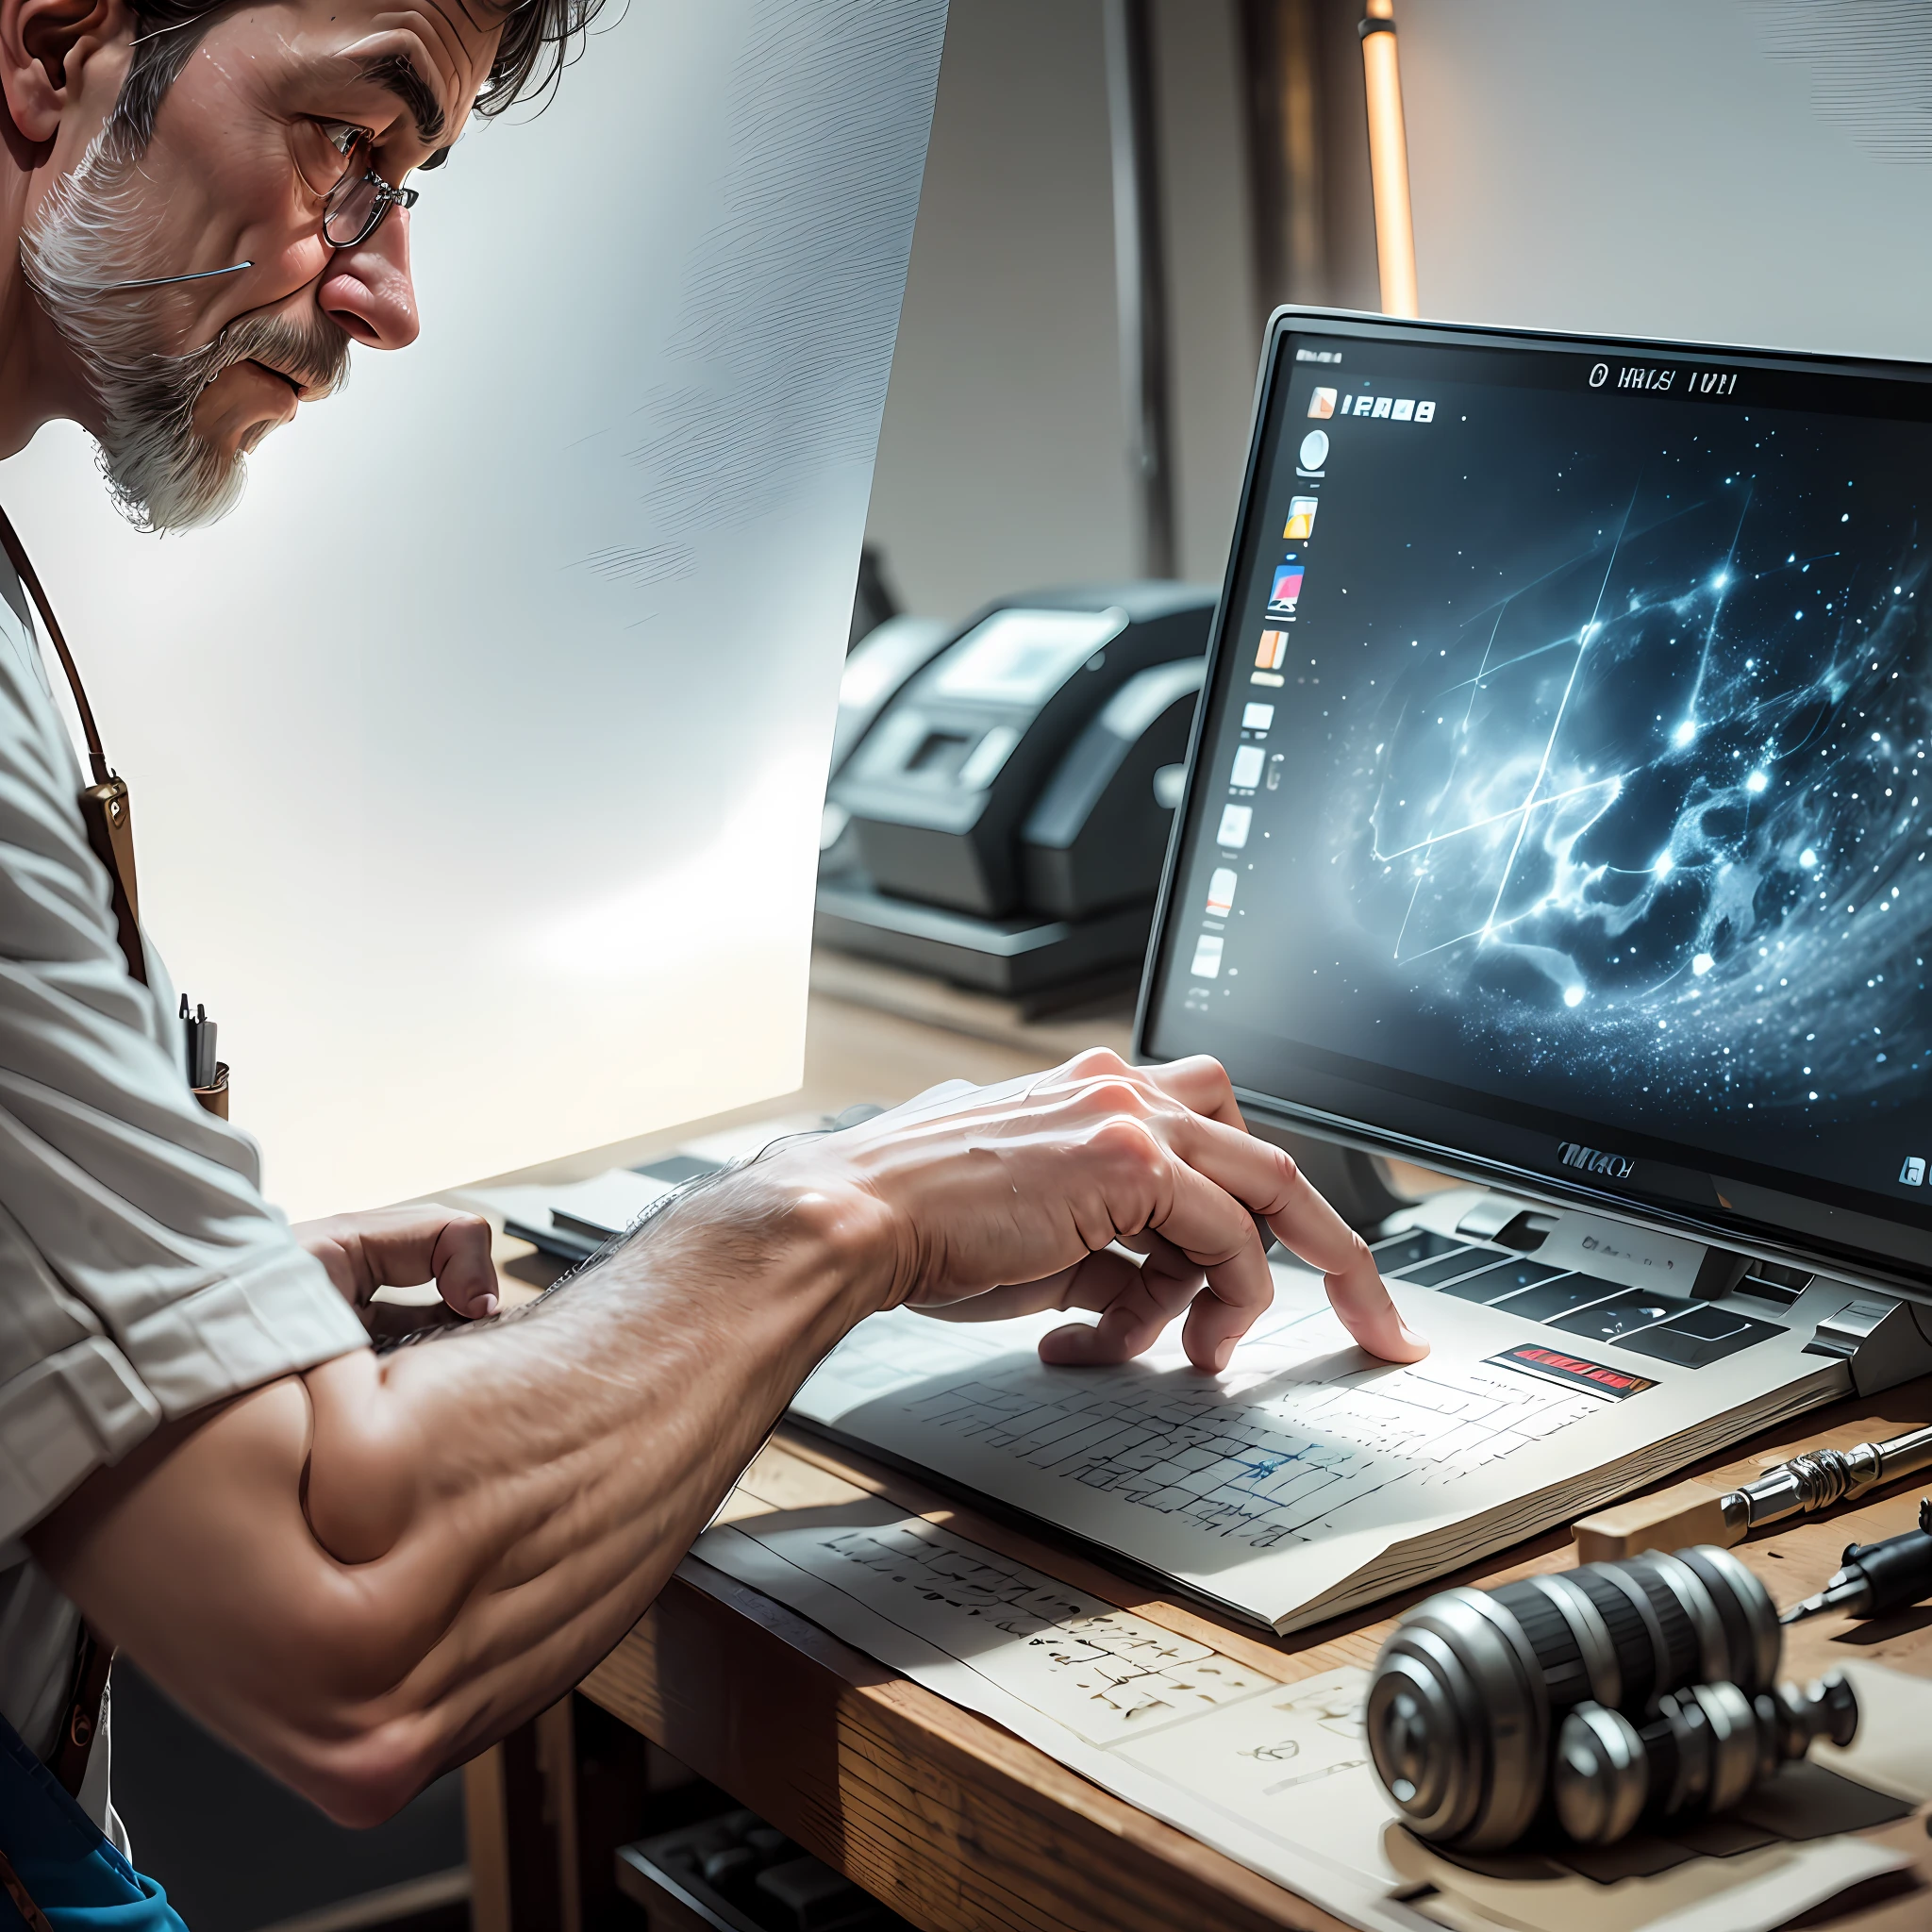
left=1172, top=349, right=1932, bottom=1203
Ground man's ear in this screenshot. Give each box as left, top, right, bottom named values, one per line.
left=1, top=0, right=131, bottom=147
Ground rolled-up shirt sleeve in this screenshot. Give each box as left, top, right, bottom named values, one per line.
left=0, top=580, right=367, bottom=1552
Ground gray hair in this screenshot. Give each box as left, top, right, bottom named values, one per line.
left=21, top=131, right=350, bottom=530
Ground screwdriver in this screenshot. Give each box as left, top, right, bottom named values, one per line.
left=1780, top=1497, right=1932, bottom=1624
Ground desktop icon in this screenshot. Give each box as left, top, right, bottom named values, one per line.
left=1206, top=867, right=1237, bottom=917
left=1230, top=744, right=1265, bottom=789
left=1242, top=702, right=1275, bottom=730
left=1902, top=1156, right=1925, bottom=1187
left=1267, top=566, right=1305, bottom=618
left=1284, top=496, right=1319, bottom=541
left=1255, top=628, right=1289, bottom=671
left=1298, top=430, right=1329, bottom=472
left=1307, top=387, right=1336, bottom=419
left=1216, top=804, right=1253, bottom=849
left=1190, top=933, right=1225, bottom=978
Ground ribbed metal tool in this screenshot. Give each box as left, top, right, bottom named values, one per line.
left=1721, top=1423, right=1932, bottom=1535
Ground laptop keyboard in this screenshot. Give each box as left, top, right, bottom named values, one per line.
left=1372, top=1237, right=1782, bottom=1366
left=1398, top=1248, right=1512, bottom=1288
left=1437, top=1257, right=1563, bottom=1303
left=1365, top=1228, right=1460, bottom=1274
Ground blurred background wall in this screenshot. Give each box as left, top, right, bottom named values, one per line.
left=869, top=0, right=1932, bottom=625
left=1398, top=0, right=1932, bottom=357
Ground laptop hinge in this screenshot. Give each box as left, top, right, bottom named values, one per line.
left=1803, top=1293, right=1932, bottom=1395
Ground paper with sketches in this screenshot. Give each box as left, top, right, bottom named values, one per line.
left=803, top=1288, right=1591, bottom=1503
left=792, top=1212, right=1849, bottom=1635
left=691, top=1505, right=1416, bottom=1931
left=692, top=1504, right=1907, bottom=1932
left=751, top=1508, right=1282, bottom=1746
left=791, top=1273, right=1664, bottom=1630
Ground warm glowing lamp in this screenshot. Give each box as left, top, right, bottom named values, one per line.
left=1360, top=0, right=1419, bottom=318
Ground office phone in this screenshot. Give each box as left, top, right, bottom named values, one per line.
left=816, top=583, right=1213, bottom=999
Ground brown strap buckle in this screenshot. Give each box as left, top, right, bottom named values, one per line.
left=51, top=1621, right=115, bottom=1803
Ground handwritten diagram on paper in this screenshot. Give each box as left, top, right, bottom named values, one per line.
left=693, top=1507, right=1917, bottom=1932
left=808, top=1520, right=1277, bottom=1743
left=1108, top=1668, right=1395, bottom=1887
left=692, top=1507, right=1417, bottom=1926
left=799, top=1298, right=1606, bottom=1554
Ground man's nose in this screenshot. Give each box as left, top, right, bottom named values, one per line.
left=318, top=209, right=421, bottom=351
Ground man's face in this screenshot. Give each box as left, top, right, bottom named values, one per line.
left=18, top=0, right=501, bottom=528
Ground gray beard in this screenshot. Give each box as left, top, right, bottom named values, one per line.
left=21, top=131, right=352, bottom=533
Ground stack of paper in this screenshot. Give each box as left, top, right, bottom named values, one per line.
left=791, top=1259, right=1843, bottom=1634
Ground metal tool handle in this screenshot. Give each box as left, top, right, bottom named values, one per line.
left=1874, top=1424, right=1932, bottom=1486
left=1731, top=1423, right=1932, bottom=1531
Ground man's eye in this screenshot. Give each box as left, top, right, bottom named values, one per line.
left=294, top=121, right=372, bottom=197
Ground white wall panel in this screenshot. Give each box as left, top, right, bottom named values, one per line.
left=2, top=0, right=945, bottom=1217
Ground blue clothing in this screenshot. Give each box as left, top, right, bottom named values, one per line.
left=0, top=1717, right=184, bottom=1931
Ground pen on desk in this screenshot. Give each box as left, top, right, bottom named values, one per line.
left=1780, top=1496, right=1932, bottom=1624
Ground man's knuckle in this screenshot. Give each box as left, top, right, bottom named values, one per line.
left=1066, top=1046, right=1129, bottom=1077
left=1080, top=1074, right=1151, bottom=1117
left=1088, top=1114, right=1160, bottom=1171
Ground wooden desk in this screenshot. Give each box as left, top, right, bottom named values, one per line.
left=464, top=958, right=1932, bottom=1932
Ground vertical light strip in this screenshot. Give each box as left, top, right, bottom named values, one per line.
left=1360, top=0, right=1420, bottom=318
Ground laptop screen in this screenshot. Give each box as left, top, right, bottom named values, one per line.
left=1138, top=313, right=1932, bottom=1285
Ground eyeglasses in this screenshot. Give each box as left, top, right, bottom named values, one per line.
left=322, top=167, right=420, bottom=251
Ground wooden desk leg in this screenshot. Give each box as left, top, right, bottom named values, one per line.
left=464, top=1746, right=513, bottom=1932
left=463, top=1702, right=582, bottom=1932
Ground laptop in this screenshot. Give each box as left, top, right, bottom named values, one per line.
left=1136, top=308, right=1932, bottom=1380
left=791, top=310, right=1932, bottom=1632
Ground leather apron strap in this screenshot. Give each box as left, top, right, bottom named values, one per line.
left=0, top=508, right=144, bottom=987
left=0, top=1850, right=54, bottom=1932
left=0, top=509, right=228, bottom=1119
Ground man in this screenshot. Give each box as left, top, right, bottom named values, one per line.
left=0, top=0, right=1426, bottom=1890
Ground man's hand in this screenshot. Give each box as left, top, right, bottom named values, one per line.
left=765, top=1047, right=1426, bottom=1372
left=293, top=1205, right=500, bottom=1331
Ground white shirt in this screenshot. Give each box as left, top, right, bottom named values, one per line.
left=0, top=553, right=369, bottom=1838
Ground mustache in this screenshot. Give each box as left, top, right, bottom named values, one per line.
left=205, top=311, right=354, bottom=406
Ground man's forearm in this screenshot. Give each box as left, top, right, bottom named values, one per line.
left=33, top=1168, right=892, bottom=1824
left=33, top=1049, right=1417, bottom=1824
